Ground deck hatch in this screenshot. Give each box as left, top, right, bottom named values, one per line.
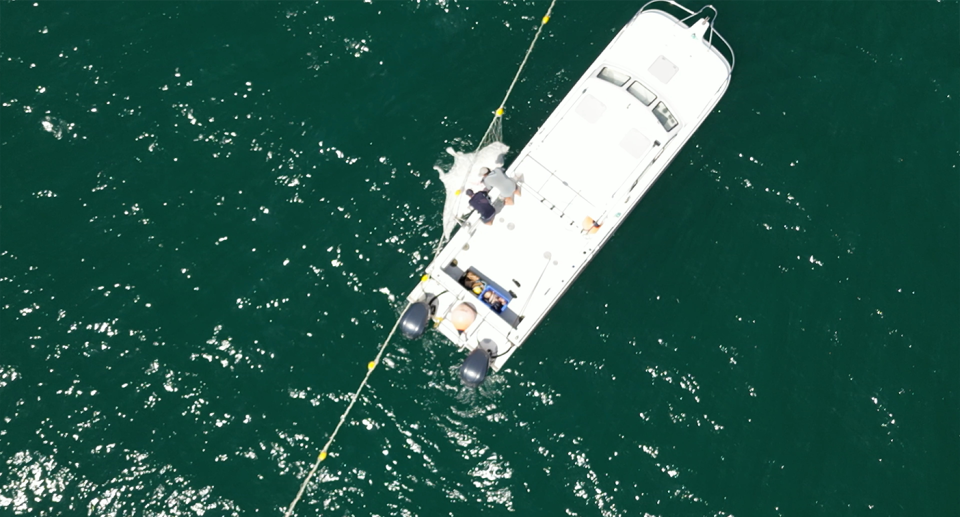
left=649, top=55, right=679, bottom=84
left=574, top=94, right=606, bottom=124
left=514, top=156, right=551, bottom=191
left=619, top=128, right=652, bottom=159
left=537, top=175, right=577, bottom=210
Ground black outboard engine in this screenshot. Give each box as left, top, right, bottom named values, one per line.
left=399, top=301, right=431, bottom=339
left=459, top=347, right=492, bottom=388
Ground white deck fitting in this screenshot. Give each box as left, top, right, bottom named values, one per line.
left=407, top=2, right=733, bottom=372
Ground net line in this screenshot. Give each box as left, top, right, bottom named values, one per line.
left=282, top=2, right=556, bottom=515
left=432, top=0, right=556, bottom=258
left=282, top=314, right=405, bottom=517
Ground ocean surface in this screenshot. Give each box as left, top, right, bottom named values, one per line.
left=1, top=1, right=958, bottom=516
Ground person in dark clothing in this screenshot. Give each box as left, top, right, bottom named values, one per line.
left=465, top=189, right=496, bottom=225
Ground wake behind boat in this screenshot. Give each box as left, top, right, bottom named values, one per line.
left=402, top=1, right=734, bottom=386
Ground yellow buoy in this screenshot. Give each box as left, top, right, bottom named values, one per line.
left=318, top=451, right=327, bottom=461
left=368, top=361, right=376, bottom=370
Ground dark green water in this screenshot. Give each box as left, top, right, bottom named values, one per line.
left=2, top=1, right=958, bottom=515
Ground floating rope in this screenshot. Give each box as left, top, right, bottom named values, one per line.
left=282, top=311, right=406, bottom=517
left=283, top=3, right=557, bottom=515
left=478, top=0, right=557, bottom=153
left=434, top=0, right=558, bottom=258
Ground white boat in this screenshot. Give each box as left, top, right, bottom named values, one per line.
left=400, top=1, right=734, bottom=386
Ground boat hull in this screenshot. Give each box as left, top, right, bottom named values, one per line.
left=407, top=2, right=733, bottom=376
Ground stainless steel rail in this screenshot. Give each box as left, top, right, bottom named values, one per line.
left=638, top=0, right=736, bottom=74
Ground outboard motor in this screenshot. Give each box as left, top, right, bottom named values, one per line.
left=399, top=301, right=431, bottom=339
left=458, top=347, right=492, bottom=388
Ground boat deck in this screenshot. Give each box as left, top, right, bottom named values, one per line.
left=424, top=187, right=598, bottom=368
left=408, top=1, right=733, bottom=373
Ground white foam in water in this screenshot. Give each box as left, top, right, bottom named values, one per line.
left=434, top=142, right=509, bottom=240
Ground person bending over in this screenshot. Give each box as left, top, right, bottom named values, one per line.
left=480, top=167, right=520, bottom=206
left=465, top=189, right=496, bottom=225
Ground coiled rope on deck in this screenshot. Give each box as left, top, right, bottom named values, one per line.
left=282, top=3, right=556, bottom=515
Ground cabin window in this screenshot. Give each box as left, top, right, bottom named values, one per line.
left=653, top=102, right=679, bottom=132
left=627, top=81, right=656, bottom=106
left=597, top=67, right=629, bottom=87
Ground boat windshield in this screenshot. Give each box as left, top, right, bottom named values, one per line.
left=652, top=101, right=679, bottom=132
left=627, top=81, right=656, bottom=106
left=597, top=67, right=629, bottom=87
